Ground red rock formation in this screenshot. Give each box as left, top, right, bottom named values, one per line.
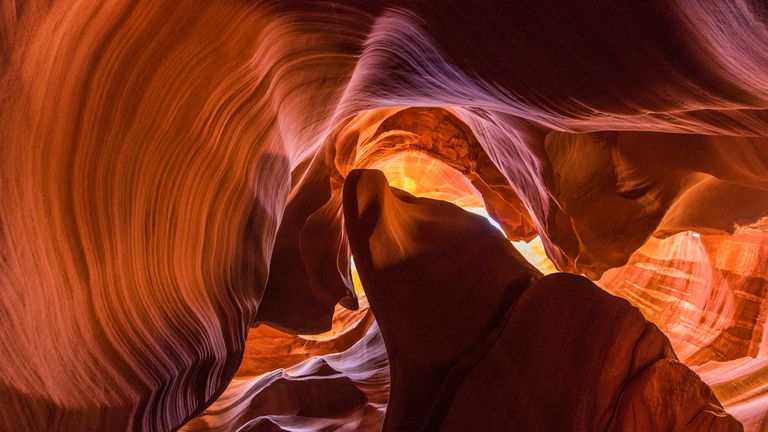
left=182, top=315, right=388, bottom=432
left=2, top=0, right=768, bottom=430
left=343, top=168, right=540, bottom=431
left=443, top=274, right=740, bottom=432
left=344, top=169, right=740, bottom=431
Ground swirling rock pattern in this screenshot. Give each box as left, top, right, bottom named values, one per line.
left=2, top=0, right=768, bottom=430
left=182, top=308, right=388, bottom=432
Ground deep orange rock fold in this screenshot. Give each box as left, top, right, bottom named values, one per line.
left=2, top=0, right=768, bottom=430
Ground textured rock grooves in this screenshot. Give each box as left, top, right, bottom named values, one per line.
left=2, top=0, right=768, bottom=430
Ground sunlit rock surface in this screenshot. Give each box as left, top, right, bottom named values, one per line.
left=2, top=0, right=768, bottom=430
left=343, top=168, right=541, bottom=431
left=343, top=169, right=738, bottom=431
left=182, top=303, right=388, bottom=432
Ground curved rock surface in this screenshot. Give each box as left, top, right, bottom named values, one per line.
left=182, top=319, right=388, bottom=432
left=342, top=168, right=540, bottom=431
left=443, top=274, right=740, bottom=432
left=344, top=169, right=740, bottom=431
left=2, top=0, right=768, bottom=430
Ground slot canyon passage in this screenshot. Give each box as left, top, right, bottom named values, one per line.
left=7, top=1, right=768, bottom=431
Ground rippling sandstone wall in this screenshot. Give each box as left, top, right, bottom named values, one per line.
left=2, top=0, right=768, bottom=430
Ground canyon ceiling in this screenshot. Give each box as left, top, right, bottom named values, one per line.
left=2, top=1, right=768, bottom=431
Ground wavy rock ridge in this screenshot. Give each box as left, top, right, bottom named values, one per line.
left=2, top=0, right=768, bottom=430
